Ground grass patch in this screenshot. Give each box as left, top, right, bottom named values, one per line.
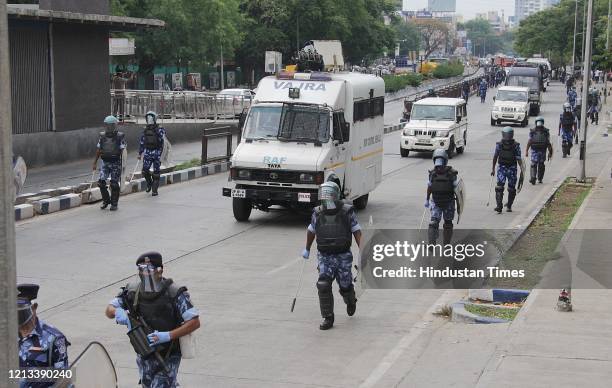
left=488, top=178, right=592, bottom=289
left=465, top=304, right=519, bottom=321
left=383, top=73, right=423, bottom=93
left=432, top=61, right=464, bottom=79
left=173, top=158, right=201, bottom=171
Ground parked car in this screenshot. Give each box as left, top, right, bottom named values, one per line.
left=217, top=88, right=255, bottom=118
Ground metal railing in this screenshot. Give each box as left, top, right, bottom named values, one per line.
left=201, top=126, right=241, bottom=164
left=110, top=89, right=251, bottom=122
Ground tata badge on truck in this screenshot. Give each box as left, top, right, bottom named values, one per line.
left=222, top=71, right=384, bottom=221
left=400, top=97, right=468, bottom=158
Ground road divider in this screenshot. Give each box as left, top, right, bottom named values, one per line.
left=33, top=193, right=81, bottom=215
left=14, top=204, right=34, bottom=221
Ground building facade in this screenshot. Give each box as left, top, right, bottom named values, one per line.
left=515, top=0, right=560, bottom=23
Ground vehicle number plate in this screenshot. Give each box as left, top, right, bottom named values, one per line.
left=418, top=138, right=431, bottom=144
left=298, top=193, right=311, bottom=202
left=231, top=189, right=246, bottom=198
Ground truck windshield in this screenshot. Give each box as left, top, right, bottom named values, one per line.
left=244, top=106, right=282, bottom=140
left=278, top=104, right=330, bottom=143
left=496, top=90, right=528, bottom=102
left=411, top=105, right=455, bottom=121
left=244, top=104, right=330, bottom=143
left=507, top=76, right=538, bottom=89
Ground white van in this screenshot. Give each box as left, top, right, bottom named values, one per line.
left=400, top=97, right=467, bottom=158
left=491, top=86, right=530, bottom=127
left=222, top=71, right=384, bottom=221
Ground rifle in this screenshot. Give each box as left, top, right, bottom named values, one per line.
left=120, top=289, right=170, bottom=374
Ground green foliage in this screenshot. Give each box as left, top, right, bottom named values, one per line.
left=392, top=20, right=420, bottom=56
left=382, top=73, right=423, bottom=93
left=462, top=19, right=505, bottom=56
left=432, top=61, right=464, bottom=79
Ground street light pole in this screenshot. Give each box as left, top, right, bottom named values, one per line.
left=579, top=0, right=594, bottom=183
left=572, top=0, right=578, bottom=74
left=0, top=0, right=19, bottom=384
left=220, top=42, right=224, bottom=90
left=605, top=0, right=610, bottom=103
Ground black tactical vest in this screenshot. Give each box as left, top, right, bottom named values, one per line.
left=498, top=140, right=517, bottom=166
left=561, top=112, right=574, bottom=129
left=430, top=166, right=456, bottom=207
left=315, top=204, right=353, bottom=254
left=144, top=125, right=160, bottom=150
left=99, top=132, right=123, bottom=162
left=531, top=128, right=549, bottom=150
left=126, top=279, right=185, bottom=354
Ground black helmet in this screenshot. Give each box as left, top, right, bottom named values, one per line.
left=502, top=126, right=514, bottom=141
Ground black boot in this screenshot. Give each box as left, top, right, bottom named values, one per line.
left=143, top=170, right=153, bottom=193
left=152, top=174, right=160, bottom=196
left=110, top=182, right=120, bottom=211
left=506, top=188, right=516, bottom=212
left=529, top=164, right=537, bottom=185
left=340, top=285, right=357, bottom=317
left=537, top=162, right=545, bottom=183
left=317, top=278, right=334, bottom=330
left=442, top=222, right=453, bottom=245
left=495, top=186, right=504, bottom=214
left=99, top=180, right=110, bottom=209
left=428, top=223, right=439, bottom=245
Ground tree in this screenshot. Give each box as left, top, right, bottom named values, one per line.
left=462, top=19, right=504, bottom=57
left=392, top=20, right=420, bottom=56
left=414, top=19, right=449, bottom=58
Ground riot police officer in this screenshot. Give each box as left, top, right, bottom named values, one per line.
left=567, top=86, right=578, bottom=109
left=526, top=116, right=553, bottom=183
left=17, top=284, right=70, bottom=388
left=587, top=87, right=600, bottom=125
left=139, top=111, right=166, bottom=196
left=492, top=127, right=525, bottom=213
left=479, top=78, right=488, bottom=103
left=105, top=252, right=200, bottom=388
left=425, top=149, right=459, bottom=245
left=302, top=181, right=362, bottom=330
left=558, top=103, right=577, bottom=158
left=461, top=81, right=470, bottom=102
left=92, top=115, right=126, bottom=210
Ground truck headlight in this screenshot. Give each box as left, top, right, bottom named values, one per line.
left=238, top=169, right=251, bottom=180
left=518, top=106, right=526, bottom=112
left=299, top=173, right=314, bottom=183
left=492, top=106, right=500, bottom=112
left=403, top=128, right=414, bottom=136
left=436, top=130, right=449, bottom=137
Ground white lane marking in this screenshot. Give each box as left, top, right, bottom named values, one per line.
left=267, top=257, right=302, bottom=275
left=358, top=290, right=457, bottom=388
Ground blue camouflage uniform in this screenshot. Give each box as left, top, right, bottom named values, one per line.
left=528, top=130, right=547, bottom=164
left=494, top=141, right=522, bottom=189
left=479, top=81, right=487, bottom=102
left=109, top=285, right=199, bottom=388
left=568, top=90, right=577, bottom=108
left=428, top=171, right=458, bottom=225
left=97, top=135, right=126, bottom=183
left=139, top=126, right=166, bottom=175
left=309, top=209, right=361, bottom=289
left=559, top=113, right=575, bottom=144
left=18, top=319, right=69, bottom=388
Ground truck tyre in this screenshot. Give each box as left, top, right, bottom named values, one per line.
left=534, top=105, right=540, bottom=115
left=233, top=198, right=252, bottom=222
left=400, top=147, right=409, bottom=157
left=456, top=133, right=466, bottom=154
left=447, top=137, right=456, bottom=159
left=521, top=117, right=528, bottom=127
left=353, top=194, right=369, bottom=210
left=490, top=118, right=496, bottom=126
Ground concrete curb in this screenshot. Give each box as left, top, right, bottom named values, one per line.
left=468, top=289, right=530, bottom=303
left=384, top=123, right=404, bottom=134
left=14, top=204, right=34, bottom=221
left=451, top=301, right=510, bottom=324
left=33, top=193, right=81, bottom=215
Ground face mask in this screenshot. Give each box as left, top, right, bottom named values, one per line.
left=105, top=123, right=117, bottom=136
left=146, top=115, right=156, bottom=125
left=138, top=264, right=162, bottom=292
left=434, top=158, right=445, bottom=167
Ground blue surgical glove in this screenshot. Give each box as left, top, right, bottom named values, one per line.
left=424, top=200, right=430, bottom=208
left=147, top=331, right=171, bottom=346
left=115, top=307, right=129, bottom=326
left=302, top=248, right=310, bottom=260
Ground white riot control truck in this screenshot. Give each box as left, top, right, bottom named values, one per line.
left=222, top=71, right=385, bottom=221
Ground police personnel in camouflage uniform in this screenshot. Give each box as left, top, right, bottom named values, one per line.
left=105, top=252, right=200, bottom=388
left=17, top=284, right=70, bottom=388
left=425, top=149, right=459, bottom=245
left=302, top=181, right=362, bottom=330
left=526, top=116, right=553, bottom=183
left=558, top=103, right=577, bottom=158
left=492, top=127, right=525, bottom=214
left=92, top=115, right=126, bottom=211
left=139, top=111, right=166, bottom=196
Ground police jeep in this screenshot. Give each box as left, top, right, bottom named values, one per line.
left=400, top=97, right=468, bottom=158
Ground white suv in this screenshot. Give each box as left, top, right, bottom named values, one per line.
left=400, top=97, right=467, bottom=158
left=491, top=86, right=530, bottom=127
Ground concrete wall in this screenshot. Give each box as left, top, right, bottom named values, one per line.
left=13, top=122, right=238, bottom=167
left=52, top=23, right=109, bottom=132
left=39, top=0, right=110, bottom=14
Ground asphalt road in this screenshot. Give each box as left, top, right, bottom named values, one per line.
left=15, top=81, right=612, bottom=387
